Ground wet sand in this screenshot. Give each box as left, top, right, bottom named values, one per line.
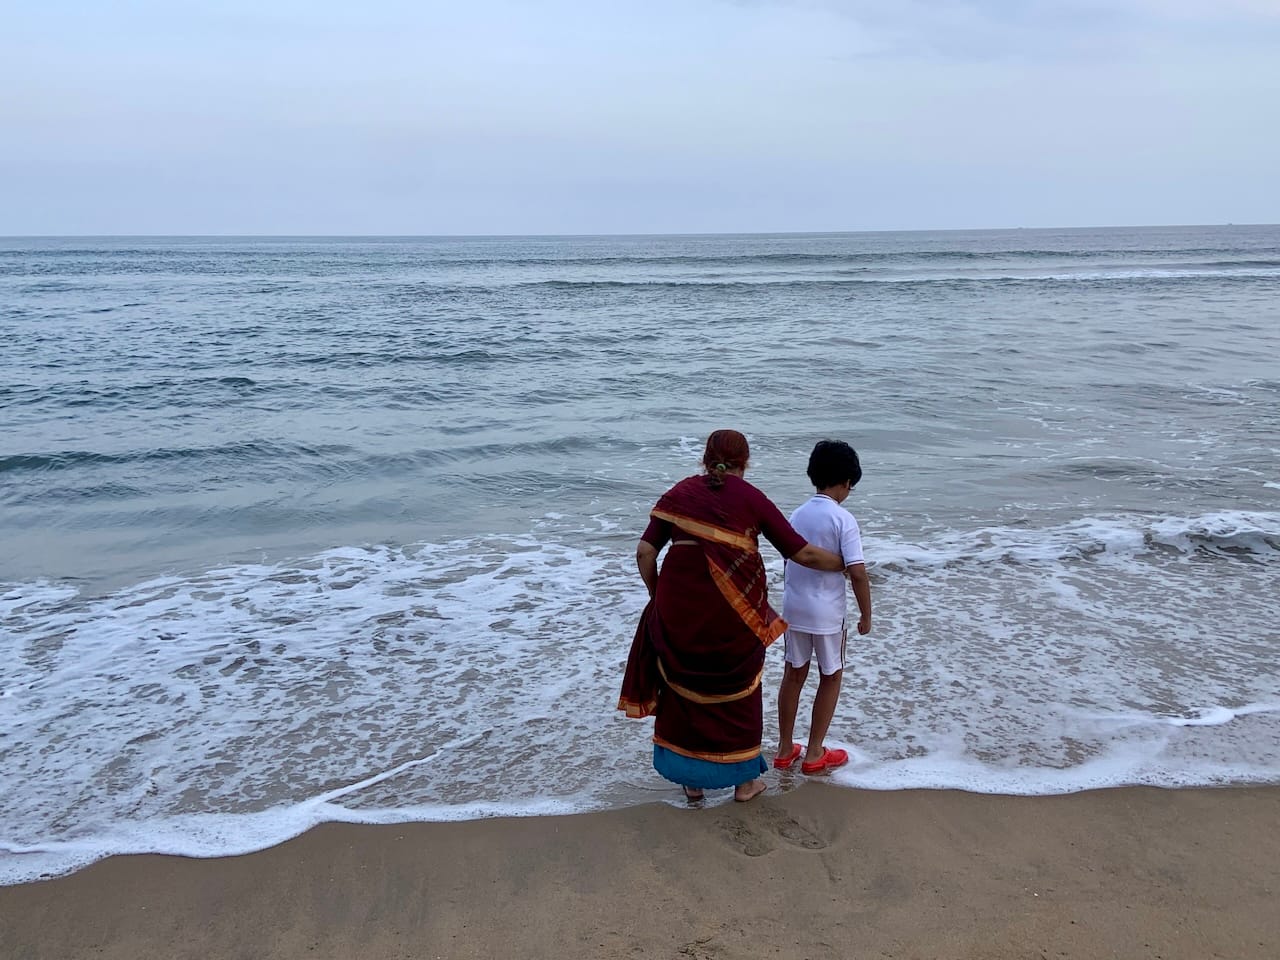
left=2, top=784, right=1277, bottom=960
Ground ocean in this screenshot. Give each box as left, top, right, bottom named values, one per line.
left=2, top=226, right=1278, bottom=884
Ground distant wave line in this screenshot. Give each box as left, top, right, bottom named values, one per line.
left=0, top=441, right=358, bottom=474
left=510, top=270, right=1279, bottom=291
left=4, top=249, right=1278, bottom=275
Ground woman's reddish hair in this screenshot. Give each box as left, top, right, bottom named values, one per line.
left=702, top=429, right=750, bottom=487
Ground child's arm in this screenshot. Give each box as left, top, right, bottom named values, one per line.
left=847, top=563, right=872, bottom=635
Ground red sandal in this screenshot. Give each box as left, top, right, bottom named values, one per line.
left=801, top=747, right=849, bottom=774
left=772, top=744, right=803, bottom=769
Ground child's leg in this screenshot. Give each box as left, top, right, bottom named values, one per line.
left=803, top=626, right=847, bottom=764
left=776, top=661, right=810, bottom=759
left=804, top=668, right=843, bottom=764
left=775, top=629, right=813, bottom=761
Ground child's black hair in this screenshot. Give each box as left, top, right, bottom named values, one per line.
left=807, top=439, right=862, bottom=490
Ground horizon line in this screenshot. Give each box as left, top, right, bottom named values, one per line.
left=2, top=222, right=1275, bottom=241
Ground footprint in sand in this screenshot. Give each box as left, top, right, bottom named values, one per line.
left=676, top=936, right=720, bottom=959
left=760, top=806, right=828, bottom=851
left=719, top=817, right=773, bottom=857
left=717, top=805, right=829, bottom=856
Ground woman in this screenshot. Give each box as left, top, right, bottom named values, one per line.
left=618, top=429, right=846, bottom=802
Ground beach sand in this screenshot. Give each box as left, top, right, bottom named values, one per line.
left=2, top=784, right=1277, bottom=960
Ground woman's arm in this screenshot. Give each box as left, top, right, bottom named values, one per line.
left=636, top=541, right=660, bottom=598
left=636, top=512, right=672, bottom=600
left=790, top=542, right=845, bottom=571
left=749, top=481, right=844, bottom=570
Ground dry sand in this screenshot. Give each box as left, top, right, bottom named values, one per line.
left=2, top=784, right=1277, bottom=960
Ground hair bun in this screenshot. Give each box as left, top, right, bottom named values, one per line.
left=702, top=429, right=750, bottom=489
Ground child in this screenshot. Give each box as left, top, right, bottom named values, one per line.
left=773, top=439, right=872, bottom=774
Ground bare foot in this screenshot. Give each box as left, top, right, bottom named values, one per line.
left=682, top=785, right=705, bottom=803
left=733, top=779, right=766, bottom=802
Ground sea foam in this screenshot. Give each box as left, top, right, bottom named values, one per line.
left=3, top=509, right=1278, bottom=884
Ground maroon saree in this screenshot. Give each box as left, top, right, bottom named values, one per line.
left=618, top=474, right=805, bottom=763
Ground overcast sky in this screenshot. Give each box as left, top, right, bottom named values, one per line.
left=3, top=0, right=1278, bottom=234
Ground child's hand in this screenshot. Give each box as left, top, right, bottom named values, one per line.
left=857, top=614, right=871, bottom=635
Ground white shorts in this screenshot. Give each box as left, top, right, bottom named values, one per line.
left=784, top=625, right=846, bottom=676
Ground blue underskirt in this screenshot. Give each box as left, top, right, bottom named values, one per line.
left=653, top=744, right=768, bottom=789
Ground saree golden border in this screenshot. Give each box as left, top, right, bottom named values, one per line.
left=657, top=660, right=763, bottom=704
left=649, top=509, right=755, bottom=552
left=616, top=650, right=762, bottom=717
left=707, top=557, right=785, bottom=647
left=616, top=693, right=658, bottom=719
left=651, top=734, right=762, bottom=764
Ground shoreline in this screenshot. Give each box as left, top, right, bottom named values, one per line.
left=3, top=784, right=1277, bottom=960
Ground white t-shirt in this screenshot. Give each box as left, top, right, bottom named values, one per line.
left=782, top=494, right=865, bottom=634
